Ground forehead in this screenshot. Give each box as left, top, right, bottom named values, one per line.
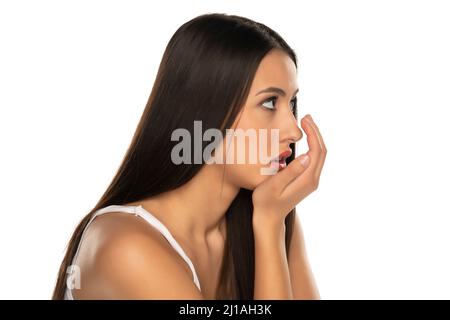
left=249, top=49, right=298, bottom=95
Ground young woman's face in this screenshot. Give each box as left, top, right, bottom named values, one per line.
left=215, top=48, right=303, bottom=190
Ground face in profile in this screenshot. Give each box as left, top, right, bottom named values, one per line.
left=209, top=48, right=303, bottom=190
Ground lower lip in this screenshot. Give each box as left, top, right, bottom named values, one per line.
left=270, top=160, right=287, bottom=171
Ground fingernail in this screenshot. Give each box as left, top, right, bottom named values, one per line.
left=299, top=154, right=310, bottom=167
left=306, top=114, right=314, bottom=122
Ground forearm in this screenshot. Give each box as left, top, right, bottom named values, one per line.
left=288, top=216, right=321, bottom=299
left=253, top=217, right=293, bottom=300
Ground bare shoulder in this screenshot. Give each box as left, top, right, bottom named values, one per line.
left=72, top=212, right=204, bottom=299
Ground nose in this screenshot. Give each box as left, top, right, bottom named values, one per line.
left=282, top=113, right=303, bottom=145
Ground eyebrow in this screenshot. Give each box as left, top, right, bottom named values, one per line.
left=256, top=86, right=299, bottom=97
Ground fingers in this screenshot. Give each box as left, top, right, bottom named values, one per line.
left=271, top=153, right=311, bottom=195
left=305, top=115, right=327, bottom=179
left=263, top=114, right=327, bottom=199
left=300, top=115, right=320, bottom=163
left=301, top=115, right=327, bottom=179
left=281, top=114, right=326, bottom=197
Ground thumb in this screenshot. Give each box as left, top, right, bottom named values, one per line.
left=272, top=153, right=310, bottom=192
left=298, top=154, right=310, bottom=168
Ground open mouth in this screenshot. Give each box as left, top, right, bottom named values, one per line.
left=270, top=149, right=292, bottom=171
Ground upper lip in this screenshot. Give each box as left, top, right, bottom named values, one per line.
left=271, top=149, right=292, bottom=162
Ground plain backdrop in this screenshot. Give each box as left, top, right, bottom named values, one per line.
left=0, top=0, right=449, bottom=299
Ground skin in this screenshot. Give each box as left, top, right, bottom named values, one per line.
left=72, top=48, right=327, bottom=299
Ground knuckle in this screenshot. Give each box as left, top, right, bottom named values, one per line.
left=311, top=179, right=319, bottom=191
left=306, top=184, right=315, bottom=193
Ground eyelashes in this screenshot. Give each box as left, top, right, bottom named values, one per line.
left=260, top=96, right=297, bottom=112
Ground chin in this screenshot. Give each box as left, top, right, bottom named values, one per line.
left=228, top=164, right=273, bottom=190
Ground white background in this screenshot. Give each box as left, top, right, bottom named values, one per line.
left=0, top=0, right=449, bottom=299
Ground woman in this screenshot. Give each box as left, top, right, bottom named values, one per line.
left=52, top=13, right=326, bottom=300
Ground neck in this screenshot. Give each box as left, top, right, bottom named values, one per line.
left=136, top=164, right=240, bottom=245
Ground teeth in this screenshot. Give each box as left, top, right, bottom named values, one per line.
left=270, top=157, right=287, bottom=166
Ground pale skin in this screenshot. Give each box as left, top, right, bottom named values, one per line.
left=71, top=48, right=326, bottom=299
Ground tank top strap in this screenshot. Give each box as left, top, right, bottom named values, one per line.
left=65, top=204, right=201, bottom=300
left=134, top=205, right=201, bottom=291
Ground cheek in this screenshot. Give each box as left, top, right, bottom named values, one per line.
left=221, top=110, right=275, bottom=189
left=212, top=144, right=269, bottom=190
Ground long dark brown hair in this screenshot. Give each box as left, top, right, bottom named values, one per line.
left=52, top=13, right=298, bottom=300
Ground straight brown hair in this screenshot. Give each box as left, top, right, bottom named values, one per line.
left=52, top=13, right=298, bottom=300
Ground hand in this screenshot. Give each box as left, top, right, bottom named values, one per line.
left=252, top=114, right=327, bottom=226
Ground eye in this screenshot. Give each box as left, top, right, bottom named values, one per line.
left=260, top=96, right=297, bottom=112
left=261, top=96, right=277, bottom=111
left=290, top=96, right=297, bottom=112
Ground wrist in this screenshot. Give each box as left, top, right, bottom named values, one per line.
left=253, top=209, right=284, bottom=227
left=252, top=212, right=286, bottom=237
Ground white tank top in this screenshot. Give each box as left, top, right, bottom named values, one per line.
left=64, top=204, right=201, bottom=299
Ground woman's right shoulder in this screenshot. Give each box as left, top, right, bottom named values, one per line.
left=71, top=212, right=204, bottom=299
